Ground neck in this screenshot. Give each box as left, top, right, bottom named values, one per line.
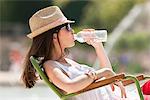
left=51, top=42, right=65, bottom=61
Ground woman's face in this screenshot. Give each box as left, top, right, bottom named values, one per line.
left=57, top=24, right=75, bottom=48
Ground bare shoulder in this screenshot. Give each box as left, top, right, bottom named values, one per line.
left=43, top=60, right=62, bottom=77
left=43, top=60, right=71, bottom=85
left=43, top=60, right=57, bottom=69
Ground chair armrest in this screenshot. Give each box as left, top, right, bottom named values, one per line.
left=76, top=73, right=125, bottom=94
left=122, top=75, right=145, bottom=86
left=64, top=74, right=149, bottom=100
left=76, top=74, right=146, bottom=94
left=66, top=74, right=148, bottom=100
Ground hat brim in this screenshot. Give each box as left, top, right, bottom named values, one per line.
left=27, top=20, right=75, bottom=39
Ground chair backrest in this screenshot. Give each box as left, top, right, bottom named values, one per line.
left=30, top=56, right=65, bottom=98
left=30, top=56, right=77, bottom=100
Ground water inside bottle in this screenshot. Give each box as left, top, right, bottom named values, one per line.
left=74, top=30, right=107, bottom=43
left=74, top=34, right=85, bottom=43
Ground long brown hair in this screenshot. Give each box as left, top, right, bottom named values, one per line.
left=22, top=24, right=69, bottom=88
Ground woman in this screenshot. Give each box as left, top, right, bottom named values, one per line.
left=22, top=6, right=127, bottom=100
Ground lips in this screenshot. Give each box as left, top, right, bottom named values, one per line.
left=73, top=37, right=75, bottom=41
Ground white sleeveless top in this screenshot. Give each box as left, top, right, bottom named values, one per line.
left=54, top=58, right=95, bottom=79
left=51, top=58, right=140, bottom=100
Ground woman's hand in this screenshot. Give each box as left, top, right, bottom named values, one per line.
left=85, top=70, right=98, bottom=81
left=95, top=68, right=127, bottom=98
left=80, top=29, right=103, bottom=48
left=110, top=81, right=127, bottom=98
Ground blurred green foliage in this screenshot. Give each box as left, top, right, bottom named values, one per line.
left=0, top=0, right=145, bottom=33
left=112, top=63, right=120, bottom=72
left=112, top=61, right=144, bottom=74
left=115, top=33, right=150, bottom=52
left=0, top=0, right=147, bottom=74
left=127, top=63, right=144, bottom=74
left=80, top=0, right=145, bottom=32
left=0, top=1, right=53, bottom=22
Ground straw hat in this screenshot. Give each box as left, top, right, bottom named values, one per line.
left=27, top=6, right=75, bottom=39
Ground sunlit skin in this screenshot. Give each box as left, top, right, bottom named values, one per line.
left=51, top=25, right=75, bottom=61
left=44, top=26, right=127, bottom=98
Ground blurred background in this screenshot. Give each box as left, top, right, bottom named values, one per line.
left=0, top=0, right=150, bottom=100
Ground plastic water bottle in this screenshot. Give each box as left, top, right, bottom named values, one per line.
left=74, top=30, right=107, bottom=43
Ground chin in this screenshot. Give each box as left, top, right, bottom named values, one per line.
left=68, top=42, right=75, bottom=48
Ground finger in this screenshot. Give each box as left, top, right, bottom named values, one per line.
left=121, top=88, right=123, bottom=98
left=83, top=29, right=95, bottom=34
left=120, top=86, right=127, bottom=98
left=88, top=72, right=95, bottom=79
left=91, top=72, right=97, bottom=80
left=110, top=84, right=115, bottom=91
left=124, top=91, right=127, bottom=98
left=120, top=85, right=127, bottom=98
left=123, top=88, right=127, bottom=98
left=117, top=84, right=123, bottom=98
left=85, top=37, right=94, bottom=42
left=84, top=38, right=91, bottom=43
left=82, top=29, right=95, bottom=31
left=115, top=82, right=125, bottom=98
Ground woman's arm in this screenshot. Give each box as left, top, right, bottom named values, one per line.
left=44, top=61, right=112, bottom=94
left=94, top=68, right=127, bottom=98
left=81, top=29, right=112, bottom=69
left=44, top=61, right=94, bottom=94
left=94, top=43, right=112, bottom=69
left=52, top=68, right=94, bottom=94
left=79, top=64, right=114, bottom=79
left=95, top=68, right=115, bottom=79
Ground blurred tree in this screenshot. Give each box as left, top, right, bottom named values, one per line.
left=0, top=0, right=144, bottom=34
left=81, top=0, right=145, bottom=32
left=0, top=1, right=53, bottom=36
left=0, top=1, right=52, bottom=23
left=53, top=0, right=89, bottom=26
left=115, top=33, right=150, bottom=52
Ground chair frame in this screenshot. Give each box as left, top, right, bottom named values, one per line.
left=30, top=56, right=149, bottom=100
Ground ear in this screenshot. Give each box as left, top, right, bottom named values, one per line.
left=53, top=33, right=58, bottom=42
left=53, top=33, right=57, bottom=39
